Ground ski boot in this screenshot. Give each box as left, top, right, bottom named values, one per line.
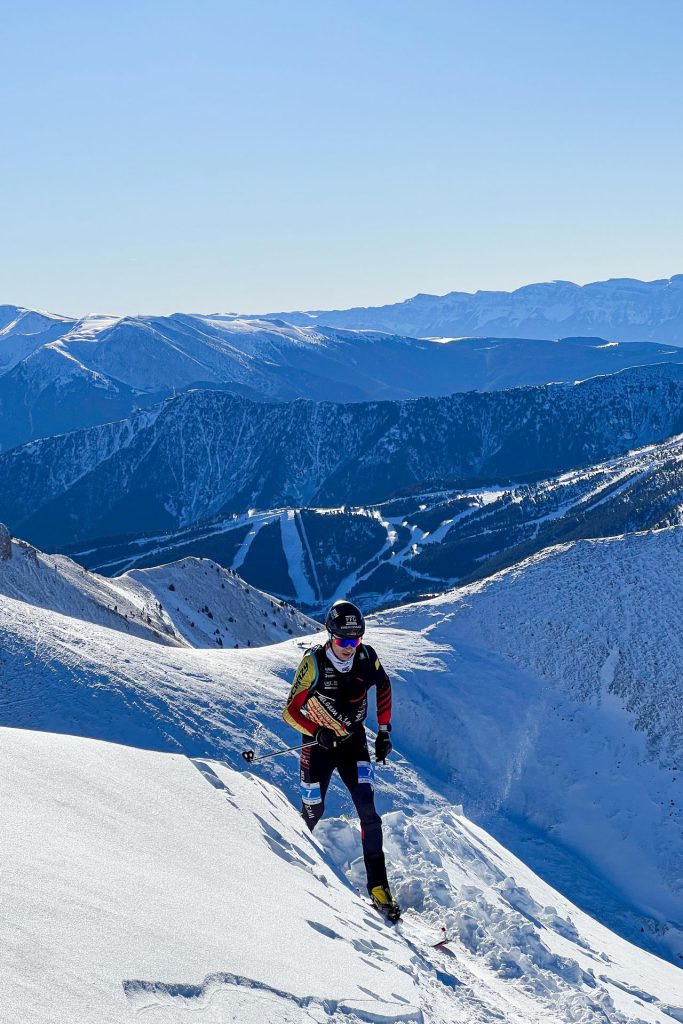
left=370, top=885, right=401, bottom=922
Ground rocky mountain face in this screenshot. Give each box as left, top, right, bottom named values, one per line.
left=262, top=275, right=683, bottom=343
left=0, top=523, right=11, bottom=561
left=3, top=362, right=683, bottom=574
left=2, top=304, right=683, bottom=452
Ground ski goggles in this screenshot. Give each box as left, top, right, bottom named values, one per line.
left=331, top=636, right=362, bottom=649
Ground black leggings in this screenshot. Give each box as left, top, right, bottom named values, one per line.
left=299, top=729, right=388, bottom=892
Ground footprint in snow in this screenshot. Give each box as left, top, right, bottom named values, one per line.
left=189, top=759, right=239, bottom=808
left=306, top=920, right=341, bottom=940
left=252, top=812, right=318, bottom=869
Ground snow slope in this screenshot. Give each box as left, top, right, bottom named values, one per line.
left=4, top=725, right=683, bottom=1024
left=3, top=525, right=683, bottom=1020
left=122, top=558, right=318, bottom=648
left=0, top=532, right=316, bottom=649
left=1, top=728, right=418, bottom=1024
left=0, top=534, right=181, bottom=646
left=376, top=528, right=683, bottom=959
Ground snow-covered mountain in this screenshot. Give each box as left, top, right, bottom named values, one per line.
left=3, top=524, right=683, bottom=1021
left=125, top=558, right=318, bottom=647
left=0, top=304, right=75, bottom=371
left=2, top=304, right=683, bottom=451
left=0, top=526, right=316, bottom=649
left=261, top=275, right=683, bottom=343
left=378, top=528, right=683, bottom=954
left=65, top=429, right=683, bottom=614
left=3, top=362, right=683, bottom=559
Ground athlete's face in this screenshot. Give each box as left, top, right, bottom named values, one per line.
left=331, top=637, right=359, bottom=662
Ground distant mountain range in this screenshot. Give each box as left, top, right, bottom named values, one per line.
left=259, top=275, right=683, bottom=343
left=2, top=302, right=683, bottom=451
left=4, top=362, right=683, bottom=608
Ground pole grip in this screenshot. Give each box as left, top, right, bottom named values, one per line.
left=241, top=739, right=316, bottom=764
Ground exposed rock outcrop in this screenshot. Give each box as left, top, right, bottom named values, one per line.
left=0, top=522, right=11, bottom=560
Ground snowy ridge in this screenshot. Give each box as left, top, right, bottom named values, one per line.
left=0, top=534, right=181, bottom=645
left=0, top=304, right=75, bottom=373
left=123, top=558, right=319, bottom=648
left=0, top=532, right=316, bottom=649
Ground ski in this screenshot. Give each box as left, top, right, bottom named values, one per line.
left=432, top=927, right=457, bottom=957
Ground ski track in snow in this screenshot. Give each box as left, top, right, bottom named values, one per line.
left=123, top=971, right=422, bottom=1024
left=280, top=510, right=318, bottom=606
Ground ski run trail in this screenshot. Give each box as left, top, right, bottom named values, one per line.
left=2, top=527, right=683, bottom=1023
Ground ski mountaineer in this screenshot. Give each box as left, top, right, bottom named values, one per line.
left=282, top=600, right=401, bottom=922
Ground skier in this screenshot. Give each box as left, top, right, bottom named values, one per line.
left=282, top=599, right=400, bottom=921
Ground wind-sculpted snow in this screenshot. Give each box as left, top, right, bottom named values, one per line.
left=375, top=527, right=683, bottom=956
left=1, top=728, right=420, bottom=1024
left=4, top=363, right=683, bottom=554
left=261, top=274, right=683, bottom=343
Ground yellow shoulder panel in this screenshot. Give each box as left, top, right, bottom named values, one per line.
left=288, top=653, right=318, bottom=700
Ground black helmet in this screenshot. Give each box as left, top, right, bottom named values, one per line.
left=325, top=600, right=365, bottom=639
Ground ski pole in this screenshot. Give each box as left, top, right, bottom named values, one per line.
left=241, top=739, right=317, bottom=764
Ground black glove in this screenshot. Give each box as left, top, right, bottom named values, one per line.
left=314, top=727, right=337, bottom=750
left=375, top=727, right=393, bottom=763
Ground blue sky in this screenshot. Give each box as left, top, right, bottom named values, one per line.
left=3, top=0, right=683, bottom=316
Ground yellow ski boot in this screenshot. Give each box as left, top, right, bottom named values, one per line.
left=370, top=885, right=401, bottom=922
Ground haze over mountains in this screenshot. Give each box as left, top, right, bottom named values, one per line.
left=262, top=275, right=683, bottom=343
left=5, top=279, right=683, bottom=616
